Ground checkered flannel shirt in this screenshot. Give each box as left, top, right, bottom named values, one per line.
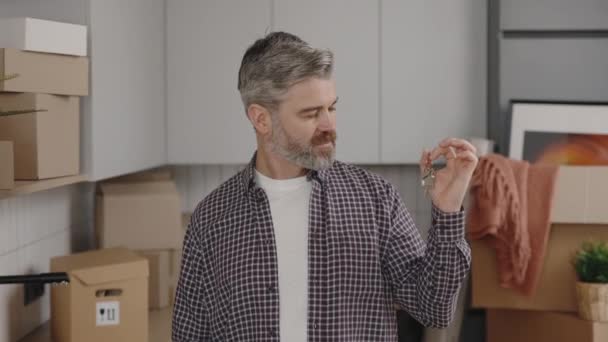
left=172, top=154, right=471, bottom=341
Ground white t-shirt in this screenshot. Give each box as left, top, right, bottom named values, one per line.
left=255, top=169, right=312, bottom=342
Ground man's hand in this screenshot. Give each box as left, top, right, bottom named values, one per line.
left=420, top=138, right=479, bottom=213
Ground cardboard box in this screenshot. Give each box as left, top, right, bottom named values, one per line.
left=138, top=249, right=182, bottom=309
left=0, top=141, right=14, bottom=189
left=0, top=17, right=87, bottom=56
left=169, top=249, right=182, bottom=306
left=471, top=166, right=608, bottom=312
left=96, top=180, right=183, bottom=249
left=487, top=309, right=608, bottom=342
left=50, top=247, right=149, bottom=342
left=0, top=48, right=88, bottom=95
left=550, top=166, right=608, bottom=224
left=0, top=93, right=79, bottom=180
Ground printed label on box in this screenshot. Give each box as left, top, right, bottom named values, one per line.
left=96, top=301, right=120, bottom=326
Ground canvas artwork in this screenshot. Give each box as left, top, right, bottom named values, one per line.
left=522, top=131, right=608, bottom=165
left=509, top=102, right=608, bottom=165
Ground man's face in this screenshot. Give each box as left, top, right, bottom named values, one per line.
left=267, top=77, right=337, bottom=170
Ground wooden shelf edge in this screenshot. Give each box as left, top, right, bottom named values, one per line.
left=0, top=174, right=88, bottom=200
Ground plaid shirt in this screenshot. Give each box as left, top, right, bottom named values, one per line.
left=172, top=155, right=471, bottom=341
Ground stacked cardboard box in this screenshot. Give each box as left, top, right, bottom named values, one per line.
left=96, top=168, right=184, bottom=310
left=50, top=248, right=149, bottom=342
left=470, top=166, right=608, bottom=341
left=0, top=141, right=13, bottom=189
left=0, top=17, right=88, bottom=181
left=486, top=309, right=608, bottom=342
left=139, top=249, right=183, bottom=309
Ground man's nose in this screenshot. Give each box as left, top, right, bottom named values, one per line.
left=318, top=109, right=336, bottom=131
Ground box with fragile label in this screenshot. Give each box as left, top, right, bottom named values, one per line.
left=50, top=248, right=148, bottom=342
left=472, top=166, right=608, bottom=312
left=0, top=93, right=79, bottom=180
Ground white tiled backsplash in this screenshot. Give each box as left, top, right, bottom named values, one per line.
left=0, top=183, right=94, bottom=342
left=0, top=164, right=431, bottom=342
left=173, top=164, right=434, bottom=237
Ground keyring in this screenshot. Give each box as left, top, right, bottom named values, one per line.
left=421, top=165, right=436, bottom=195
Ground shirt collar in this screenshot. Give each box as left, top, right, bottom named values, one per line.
left=240, top=151, right=328, bottom=196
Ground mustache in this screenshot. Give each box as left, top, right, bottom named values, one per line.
left=311, top=131, right=337, bottom=146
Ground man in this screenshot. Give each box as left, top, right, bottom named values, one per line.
left=172, top=32, right=477, bottom=341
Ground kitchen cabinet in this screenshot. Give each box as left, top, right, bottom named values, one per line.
left=2, top=0, right=487, bottom=169
left=273, top=0, right=380, bottom=164
left=380, top=0, right=487, bottom=163
left=168, top=0, right=378, bottom=164
left=167, top=0, right=485, bottom=165
left=167, top=0, right=270, bottom=164
left=86, top=0, right=166, bottom=181
left=501, top=0, right=608, bottom=31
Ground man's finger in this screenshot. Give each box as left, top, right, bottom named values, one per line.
left=439, top=138, right=477, bottom=154
left=429, top=146, right=456, bottom=162
left=455, top=150, right=478, bottom=163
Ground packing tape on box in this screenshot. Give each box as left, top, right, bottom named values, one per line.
left=0, top=108, right=48, bottom=117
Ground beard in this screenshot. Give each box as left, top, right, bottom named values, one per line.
left=268, top=114, right=337, bottom=171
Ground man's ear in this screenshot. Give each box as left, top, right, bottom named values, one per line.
left=247, top=104, right=272, bottom=135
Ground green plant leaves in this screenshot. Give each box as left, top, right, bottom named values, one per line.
left=574, top=241, right=608, bottom=283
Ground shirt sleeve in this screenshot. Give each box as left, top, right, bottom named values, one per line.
left=172, top=219, right=211, bottom=341
left=381, top=185, right=471, bottom=328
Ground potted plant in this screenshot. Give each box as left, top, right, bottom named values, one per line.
left=573, top=241, right=608, bottom=321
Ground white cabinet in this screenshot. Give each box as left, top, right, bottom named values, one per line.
left=0, top=0, right=167, bottom=181
left=2, top=0, right=487, bottom=170
left=167, top=0, right=485, bottom=165
left=501, top=0, right=608, bottom=31
left=273, top=0, right=380, bottom=164
left=380, top=0, right=487, bottom=163
left=167, top=0, right=378, bottom=165
left=86, top=0, right=166, bottom=181
left=167, top=0, right=270, bottom=164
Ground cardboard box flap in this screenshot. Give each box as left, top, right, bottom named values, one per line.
left=98, top=180, right=178, bottom=197
left=551, top=166, right=608, bottom=224
left=71, top=260, right=148, bottom=285
left=51, top=247, right=148, bottom=285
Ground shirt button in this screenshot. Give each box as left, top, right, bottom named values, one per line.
left=313, top=322, right=319, bottom=329
left=268, top=328, right=277, bottom=337
left=267, top=285, right=276, bottom=293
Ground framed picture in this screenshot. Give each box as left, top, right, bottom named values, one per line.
left=509, top=101, right=608, bottom=165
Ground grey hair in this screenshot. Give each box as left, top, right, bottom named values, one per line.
left=237, top=31, right=334, bottom=113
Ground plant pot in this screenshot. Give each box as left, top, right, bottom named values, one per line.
left=576, top=282, right=608, bottom=322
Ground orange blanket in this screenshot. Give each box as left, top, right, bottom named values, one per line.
left=467, top=153, right=558, bottom=296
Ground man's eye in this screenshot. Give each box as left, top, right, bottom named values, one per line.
left=329, top=107, right=336, bottom=112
